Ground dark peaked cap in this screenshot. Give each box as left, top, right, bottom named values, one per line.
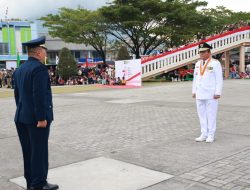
left=22, top=36, right=47, bottom=49
left=198, top=42, right=212, bottom=52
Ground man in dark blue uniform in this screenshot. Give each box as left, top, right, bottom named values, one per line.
left=14, top=36, right=59, bottom=190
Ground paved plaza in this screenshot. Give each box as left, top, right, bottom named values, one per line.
left=0, top=80, right=250, bottom=190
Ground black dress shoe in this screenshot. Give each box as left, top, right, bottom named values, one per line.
left=30, top=182, right=59, bottom=190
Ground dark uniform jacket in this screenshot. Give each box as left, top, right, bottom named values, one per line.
left=14, top=57, right=53, bottom=124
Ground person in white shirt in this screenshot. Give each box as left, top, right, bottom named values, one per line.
left=192, top=42, right=223, bottom=143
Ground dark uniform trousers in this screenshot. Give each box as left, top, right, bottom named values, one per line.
left=16, top=122, right=51, bottom=188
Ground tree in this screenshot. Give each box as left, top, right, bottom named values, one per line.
left=201, top=6, right=234, bottom=34
left=230, top=12, right=250, bottom=23
left=100, top=0, right=209, bottom=58
left=117, top=46, right=130, bottom=60
left=201, top=6, right=250, bottom=35
left=57, top=47, right=78, bottom=80
left=41, top=8, right=108, bottom=64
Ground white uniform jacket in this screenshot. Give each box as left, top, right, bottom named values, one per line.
left=192, top=58, right=223, bottom=100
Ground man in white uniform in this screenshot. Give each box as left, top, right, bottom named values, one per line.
left=192, top=42, right=223, bottom=143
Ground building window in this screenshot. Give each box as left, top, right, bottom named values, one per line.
left=22, top=45, right=28, bottom=54
left=48, top=52, right=57, bottom=60
left=0, top=43, right=9, bottom=55
left=0, top=61, right=6, bottom=69
left=74, top=51, right=81, bottom=59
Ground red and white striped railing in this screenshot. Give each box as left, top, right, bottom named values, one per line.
left=141, top=26, right=250, bottom=79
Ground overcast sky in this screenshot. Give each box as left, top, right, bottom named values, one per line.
left=0, top=0, right=249, bottom=20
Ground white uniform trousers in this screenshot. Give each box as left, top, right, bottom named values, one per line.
left=196, top=99, right=218, bottom=138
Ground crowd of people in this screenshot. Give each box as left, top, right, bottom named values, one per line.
left=48, top=65, right=126, bottom=86
left=229, top=64, right=250, bottom=79
left=164, top=63, right=250, bottom=82
left=0, top=68, right=15, bottom=88
left=0, top=65, right=127, bottom=89
left=168, top=69, right=194, bottom=82
left=1, top=63, right=250, bottom=89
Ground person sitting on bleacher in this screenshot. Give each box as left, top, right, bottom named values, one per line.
left=121, top=77, right=126, bottom=85
left=114, top=77, right=122, bottom=85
